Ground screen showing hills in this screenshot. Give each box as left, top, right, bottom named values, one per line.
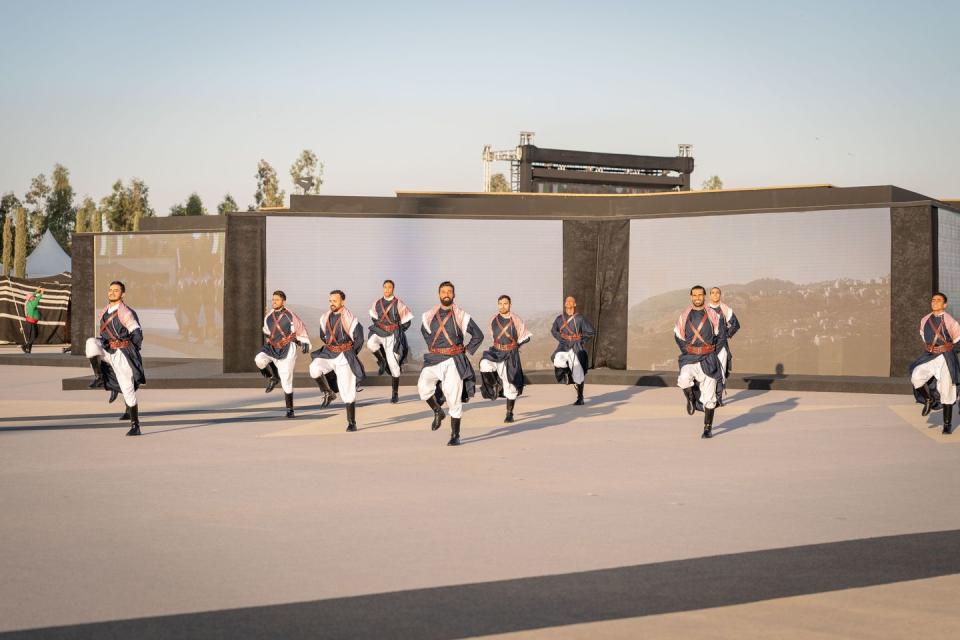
left=628, top=209, right=891, bottom=376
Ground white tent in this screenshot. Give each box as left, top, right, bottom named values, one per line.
left=26, top=229, right=71, bottom=278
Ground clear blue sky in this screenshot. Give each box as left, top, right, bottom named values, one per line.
left=1, top=0, right=958, bottom=214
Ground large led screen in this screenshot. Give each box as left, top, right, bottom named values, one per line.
left=938, top=207, right=960, bottom=308
left=628, top=209, right=891, bottom=376
left=266, top=217, right=563, bottom=372
left=93, top=232, right=225, bottom=358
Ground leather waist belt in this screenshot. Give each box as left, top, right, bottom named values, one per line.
left=926, top=342, right=954, bottom=354
left=327, top=342, right=354, bottom=353
left=268, top=334, right=295, bottom=348
left=430, top=345, right=465, bottom=355
left=561, top=333, right=582, bottom=342
left=377, top=322, right=399, bottom=332
left=494, top=342, right=518, bottom=351
left=109, top=339, right=131, bottom=349
left=686, top=344, right=716, bottom=355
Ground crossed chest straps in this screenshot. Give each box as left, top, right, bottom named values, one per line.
left=559, top=314, right=582, bottom=342
left=267, top=311, right=296, bottom=349
left=926, top=317, right=954, bottom=354
left=494, top=316, right=518, bottom=351
left=429, top=311, right=465, bottom=355
left=685, top=312, right=716, bottom=356
left=376, top=298, right=399, bottom=332
left=100, top=311, right=131, bottom=350
left=326, top=314, right=354, bottom=353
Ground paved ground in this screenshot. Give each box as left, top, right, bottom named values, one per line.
left=1, top=364, right=959, bottom=638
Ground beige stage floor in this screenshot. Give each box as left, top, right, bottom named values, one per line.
left=1, top=364, right=958, bottom=638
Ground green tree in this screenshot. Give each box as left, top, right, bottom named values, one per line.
left=217, top=194, right=238, bottom=214
left=1, top=214, right=12, bottom=277
left=130, top=179, right=153, bottom=231
left=0, top=191, right=20, bottom=237
left=489, top=173, right=511, bottom=192
left=290, top=149, right=324, bottom=195
left=101, top=179, right=155, bottom=231
left=46, top=163, right=76, bottom=249
left=701, top=175, right=724, bottom=190
left=170, top=192, right=206, bottom=216
left=0, top=192, right=21, bottom=263
left=254, top=159, right=285, bottom=209
left=75, top=196, right=97, bottom=234
left=24, top=173, right=50, bottom=250
left=88, top=201, right=103, bottom=232
left=14, top=207, right=27, bottom=278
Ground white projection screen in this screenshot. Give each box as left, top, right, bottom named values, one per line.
left=266, top=217, right=563, bottom=372
left=628, top=208, right=891, bottom=376
left=93, top=232, right=225, bottom=358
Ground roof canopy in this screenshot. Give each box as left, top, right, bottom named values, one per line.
left=26, top=229, right=71, bottom=278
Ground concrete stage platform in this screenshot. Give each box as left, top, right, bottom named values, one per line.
left=1, top=364, right=959, bottom=638
left=0, top=347, right=911, bottom=394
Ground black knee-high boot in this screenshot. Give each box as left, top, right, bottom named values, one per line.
left=346, top=402, right=357, bottom=431
left=702, top=407, right=715, bottom=439
left=125, top=405, right=141, bottom=436
left=505, top=398, right=515, bottom=423
left=285, top=393, right=295, bottom=418
left=391, top=377, right=400, bottom=403
left=943, top=404, right=954, bottom=435
left=88, top=357, right=104, bottom=388
left=374, top=347, right=388, bottom=376
left=918, top=384, right=934, bottom=417
left=263, top=362, right=281, bottom=393
left=314, top=373, right=336, bottom=408
left=447, top=417, right=461, bottom=446
left=682, top=387, right=697, bottom=415
left=427, top=396, right=445, bottom=430
left=574, top=383, right=585, bottom=406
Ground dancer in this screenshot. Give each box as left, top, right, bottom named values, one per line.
left=676, top=285, right=727, bottom=439
left=479, top=295, right=532, bottom=423
left=551, top=296, right=595, bottom=405
left=366, top=279, right=414, bottom=403
left=418, top=281, right=484, bottom=446
left=909, top=292, right=960, bottom=435
left=84, top=281, right=145, bottom=436
left=310, top=290, right=365, bottom=431
left=708, top=287, right=741, bottom=405
left=21, top=286, right=44, bottom=353
left=254, top=290, right=312, bottom=418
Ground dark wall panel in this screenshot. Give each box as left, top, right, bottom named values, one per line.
left=563, top=220, right=629, bottom=369
left=890, top=205, right=936, bottom=376
left=69, top=234, right=94, bottom=356
left=223, top=216, right=266, bottom=373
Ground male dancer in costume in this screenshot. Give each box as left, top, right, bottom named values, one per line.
left=85, top=281, right=145, bottom=436
left=708, top=286, right=740, bottom=406
left=676, top=285, right=727, bottom=439
left=21, top=287, right=44, bottom=353
left=366, top=279, right=413, bottom=403
left=551, top=296, right=595, bottom=405
left=254, top=290, right=312, bottom=419
left=419, top=281, right=484, bottom=446
left=310, top=290, right=365, bottom=431
left=479, top=295, right=532, bottom=423
left=909, top=292, right=960, bottom=435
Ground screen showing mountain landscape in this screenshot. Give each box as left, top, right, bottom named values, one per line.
left=628, top=209, right=891, bottom=376
left=267, top=217, right=563, bottom=373
left=938, top=207, right=960, bottom=308
left=93, top=232, right=225, bottom=358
